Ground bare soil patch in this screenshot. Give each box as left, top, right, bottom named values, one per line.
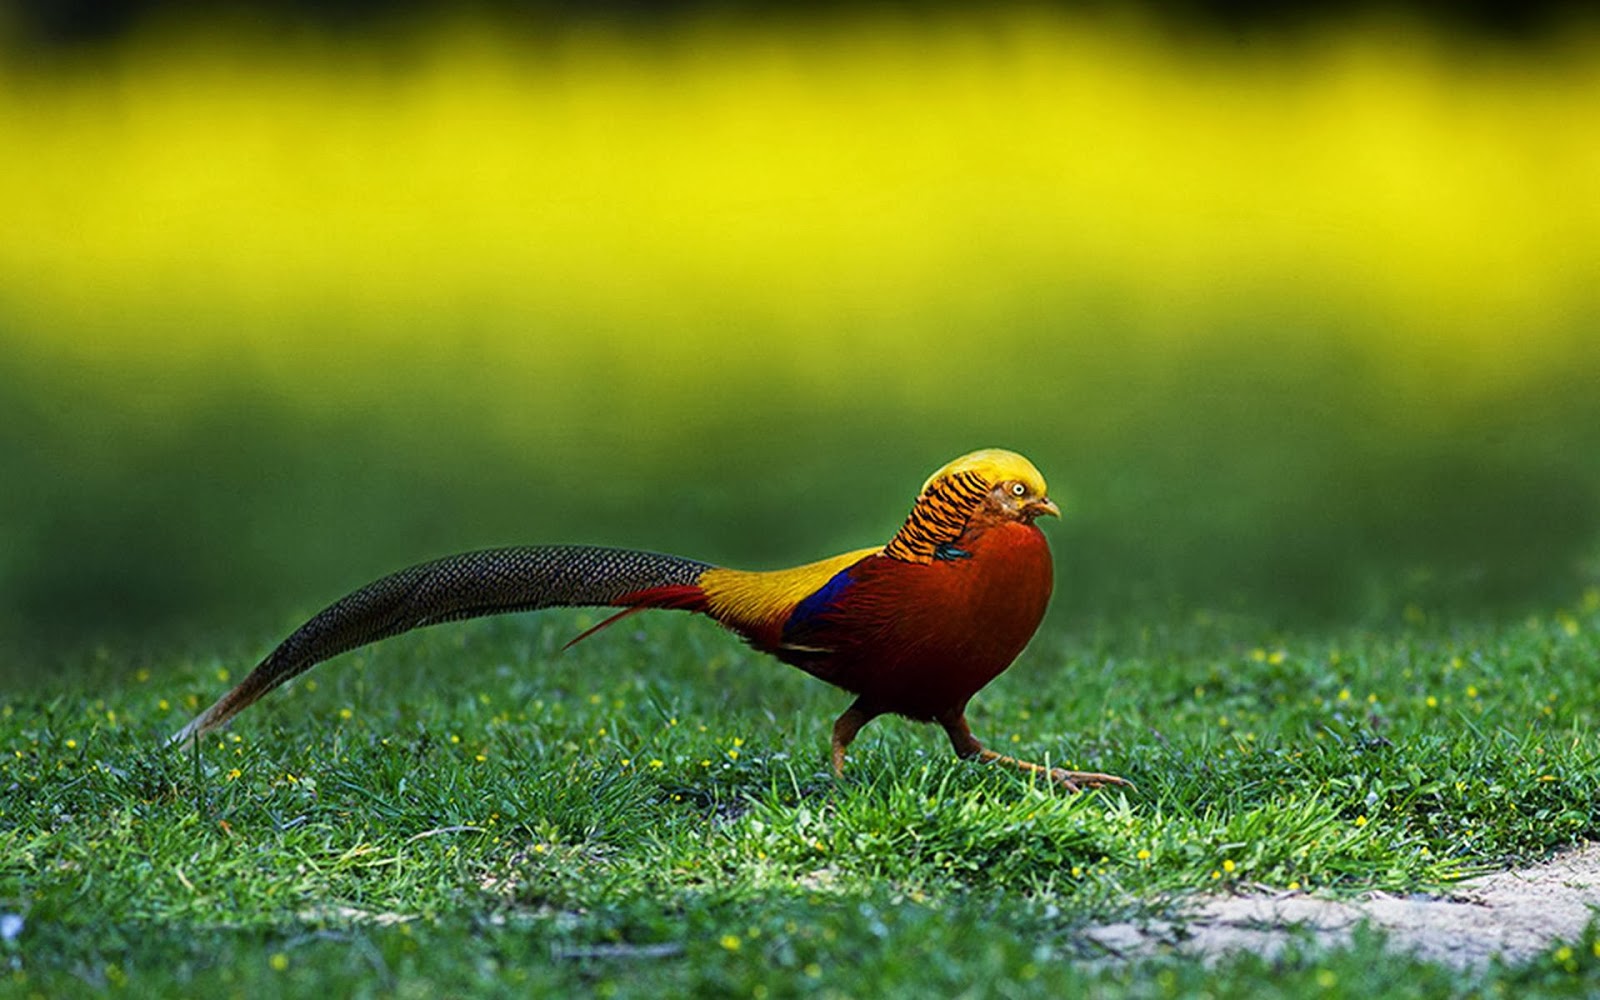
left=1085, top=843, right=1600, bottom=968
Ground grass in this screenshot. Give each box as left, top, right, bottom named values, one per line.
left=6, top=597, right=1600, bottom=996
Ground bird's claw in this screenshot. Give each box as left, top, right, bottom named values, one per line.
left=1046, top=767, right=1135, bottom=793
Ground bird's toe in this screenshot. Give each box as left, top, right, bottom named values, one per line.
left=1049, top=768, right=1134, bottom=793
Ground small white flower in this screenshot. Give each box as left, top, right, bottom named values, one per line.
left=0, top=913, right=22, bottom=943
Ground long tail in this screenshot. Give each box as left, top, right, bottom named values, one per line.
left=169, top=545, right=711, bottom=746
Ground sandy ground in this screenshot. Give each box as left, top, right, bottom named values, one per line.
left=1084, top=843, right=1600, bottom=968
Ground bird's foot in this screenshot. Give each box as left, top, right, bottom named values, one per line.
left=1042, top=767, right=1135, bottom=793
left=938, top=714, right=1135, bottom=794
left=976, top=749, right=1134, bottom=793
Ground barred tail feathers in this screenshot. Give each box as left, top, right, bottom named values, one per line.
left=169, top=545, right=711, bottom=746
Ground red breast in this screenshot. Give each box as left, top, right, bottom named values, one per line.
left=784, top=520, right=1053, bottom=719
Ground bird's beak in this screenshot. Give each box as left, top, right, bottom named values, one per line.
left=1025, top=497, right=1061, bottom=519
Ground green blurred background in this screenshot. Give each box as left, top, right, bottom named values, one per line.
left=2, top=3, right=1599, bottom=671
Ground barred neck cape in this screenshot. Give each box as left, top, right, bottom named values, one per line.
left=883, top=466, right=994, bottom=563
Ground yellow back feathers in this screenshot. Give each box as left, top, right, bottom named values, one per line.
left=886, top=449, right=1050, bottom=564
left=700, top=546, right=882, bottom=638
left=702, top=450, right=1050, bottom=621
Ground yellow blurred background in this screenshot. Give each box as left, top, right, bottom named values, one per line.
left=2, top=8, right=1598, bottom=656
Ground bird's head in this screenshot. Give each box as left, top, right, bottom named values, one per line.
left=884, top=449, right=1060, bottom=563
left=921, top=448, right=1061, bottom=524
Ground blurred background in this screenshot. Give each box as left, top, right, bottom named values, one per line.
left=2, top=1, right=1599, bottom=670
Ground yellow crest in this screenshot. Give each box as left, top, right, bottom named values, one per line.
left=918, top=448, right=1048, bottom=498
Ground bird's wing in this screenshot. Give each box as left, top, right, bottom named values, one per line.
left=696, top=546, right=882, bottom=650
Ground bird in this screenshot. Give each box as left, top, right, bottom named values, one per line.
left=170, top=448, right=1129, bottom=791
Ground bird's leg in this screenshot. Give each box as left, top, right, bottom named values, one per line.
left=831, top=699, right=881, bottom=778
left=937, top=710, right=1132, bottom=793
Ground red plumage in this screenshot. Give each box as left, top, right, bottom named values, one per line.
left=774, top=520, right=1052, bottom=722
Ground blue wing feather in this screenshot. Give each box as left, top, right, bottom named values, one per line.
left=780, top=564, right=860, bottom=646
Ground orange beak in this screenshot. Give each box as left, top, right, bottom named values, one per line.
left=1025, top=497, right=1062, bottom=519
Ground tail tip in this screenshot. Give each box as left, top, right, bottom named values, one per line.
left=166, top=715, right=207, bottom=749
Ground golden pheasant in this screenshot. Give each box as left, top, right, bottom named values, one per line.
left=172, top=448, right=1128, bottom=790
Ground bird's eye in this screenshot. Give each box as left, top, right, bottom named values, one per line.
left=1010, top=483, right=1027, bottom=497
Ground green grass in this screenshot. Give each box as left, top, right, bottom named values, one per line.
left=6, top=601, right=1600, bottom=996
